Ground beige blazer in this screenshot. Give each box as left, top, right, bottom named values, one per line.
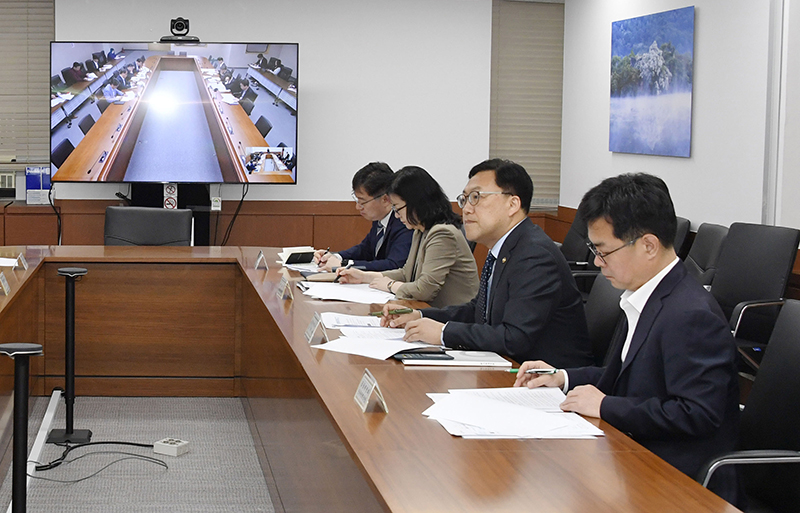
left=382, top=223, right=478, bottom=308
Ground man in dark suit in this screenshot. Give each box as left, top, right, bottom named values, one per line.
left=381, top=159, right=593, bottom=367
left=314, top=162, right=413, bottom=272
left=515, top=173, right=740, bottom=505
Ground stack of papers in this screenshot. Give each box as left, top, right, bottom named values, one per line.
left=311, top=337, right=427, bottom=360
left=301, top=282, right=394, bottom=304
left=423, top=387, right=604, bottom=439
left=320, top=312, right=381, bottom=328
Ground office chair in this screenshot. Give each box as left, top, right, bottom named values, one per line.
left=85, top=58, right=96, bottom=73
left=255, top=116, right=273, bottom=139
left=674, top=216, right=691, bottom=259
left=51, top=75, right=65, bottom=91
left=242, top=88, right=258, bottom=103
left=104, top=206, right=193, bottom=246
left=698, top=299, right=800, bottom=513
left=96, top=98, right=110, bottom=114
left=709, top=222, right=800, bottom=371
left=240, top=98, right=255, bottom=116
left=51, top=139, right=75, bottom=169
left=78, top=114, right=95, bottom=136
left=558, top=210, right=599, bottom=299
left=278, top=66, right=293, bottom=81
left=583, top=273, right=624, bottom=366
left=684, top=223, right=728, bottom=286
left=61, top=66, right=76, bottom=86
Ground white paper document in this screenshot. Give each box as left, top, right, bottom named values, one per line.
left=0, top=258, right=18, bottom=267
left=311, top=337, right=427, bottom=360
left=448, top=387, right=567, bottom=413
left=339, top=327, right=405, bottom=340
left=320, top=312, right=381, bottom=329
left=422, top=388, right=604, bottom=439
left=301, top=282, right=395, bottom=304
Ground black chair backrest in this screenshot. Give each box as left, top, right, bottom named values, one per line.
left=51, top=75, right=64, bottom=89
left=240, top=98, right=255, bottom=116
left=61, top=66, right=75, bottom=85
left=51, top=138, right=75, bottom=169
left=92, top=51, right=106, bottom=66
left=255, top=116, right=273, bottom=139
left=278, top=66, right=293, bottom=80
left=104, top=206, right=193, bottom=246
left=674, top=216, right=691, bottom=259
left=242, top=87, right=258, bottom=103
left=738, top=299, right=800, bottom=511
left=584, top=273, right=624, bottom=366
left=97, top=98, right=110, bottom=114
left=79, top=114, right=95, bottom=136
left=560, top=212, right=593, bottom=267
left=711, top=222, right=800, bottom=341
left=711, top=222, right=799, bottom=318
left=684, top=223, right=728, bottom=286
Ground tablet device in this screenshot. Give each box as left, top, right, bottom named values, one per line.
left=285, top=251, right=315, bottom=264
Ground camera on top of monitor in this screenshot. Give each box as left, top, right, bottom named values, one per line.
left=160, top=17, right=200, bottom=43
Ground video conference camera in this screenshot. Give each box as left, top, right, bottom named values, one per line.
left=160, top=17, right=200, bottom=43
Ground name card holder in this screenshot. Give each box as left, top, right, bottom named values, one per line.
left=304, top=312, right=330, bottom=344
left=276, top=275, right=294, bottom=301
left=254, top=250, right=268, bottom=270
left=15, top=254, right=28, bottom=271
left=0, top=272, right=11, bottom=296
left=354, top=368, right=388, bottom=413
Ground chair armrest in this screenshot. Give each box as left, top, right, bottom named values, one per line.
left=571, top=270, right=600, bottom=278
left=730, top=299, right=785, bottom=337
left=698, top=449, right=800, bottom=488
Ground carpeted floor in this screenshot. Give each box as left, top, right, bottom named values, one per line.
left=0, top=397, right=275, bottom=512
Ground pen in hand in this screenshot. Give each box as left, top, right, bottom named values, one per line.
left=333, top=261, right=353, bottom=283
left=506, top=368, right=558, bottom=374
left=369, top=308, right=413, bottom=317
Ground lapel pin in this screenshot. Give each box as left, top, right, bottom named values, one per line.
left=501, top=257, right=507, bottom=264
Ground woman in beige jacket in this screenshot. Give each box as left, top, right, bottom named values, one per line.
left=338, top=166, right=479, bottom=308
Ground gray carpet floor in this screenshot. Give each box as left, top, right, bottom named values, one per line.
left=0, top=397, right=275, bottom=512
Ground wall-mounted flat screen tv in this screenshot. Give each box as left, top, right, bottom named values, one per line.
left=50, top=42, right=298, bottom=184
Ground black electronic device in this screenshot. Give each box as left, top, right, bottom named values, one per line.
left=285, top=251, right=315, bottom=264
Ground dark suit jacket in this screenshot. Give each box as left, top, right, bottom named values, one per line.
left=423, top=219, right=593, bottom=367
left=567, top=261, right=740, bottom=504
left=338, top=214, right=413, bottom=272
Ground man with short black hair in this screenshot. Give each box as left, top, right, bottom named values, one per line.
left=63, top=62, right=86, bottom=85
left=314, top=162, right=413, bottom=272
left=515, top=173, right=740, bottom=505
left=381, top=159, right=593, bottom=367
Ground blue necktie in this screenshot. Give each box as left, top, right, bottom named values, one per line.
left=476, top=253, right=496, bottom=324
left=374, top=225, right=385, bottom=257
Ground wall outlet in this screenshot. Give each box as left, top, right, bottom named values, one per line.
left=154, top=438, right=190, bottom=457
left=211, top=197, right=222, bottom=211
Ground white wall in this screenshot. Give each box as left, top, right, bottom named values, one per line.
left=778, top=0, right=800, bottom=228
left=560, top=0, right=772, bottom=227
left=53, top=0, right=492, bottom=202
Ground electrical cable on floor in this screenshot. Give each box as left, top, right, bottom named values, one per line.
left=35, top=440, right=155, bottom=472
left=221, top=183, right=248, bottom=246
left=48, top=182, right=62, bottom=245
left=28, top=451, right=167, bottom=484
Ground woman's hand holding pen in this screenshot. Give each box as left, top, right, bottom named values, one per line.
left=336, top=266, right=380, bottom=284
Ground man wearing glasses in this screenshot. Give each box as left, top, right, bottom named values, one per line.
left=380, top=159, right=593, bottom=367
left=514, top=173, right=740, bottom=506
left=314, top=162, right=413, bottom=271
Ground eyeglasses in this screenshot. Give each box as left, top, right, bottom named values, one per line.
left=391, top=203, right=407, bottom=214
left=456, top=190, right=511, bottom=209
left=585, top=238, right=638, bottom=265
left=351, top=192, right=381, bottom=206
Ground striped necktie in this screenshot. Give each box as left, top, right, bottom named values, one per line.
left=374, top=225, right=385, bottom=257
left=476, top=252, right=496, bottom=324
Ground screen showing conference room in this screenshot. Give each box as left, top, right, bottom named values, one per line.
left=50, top=42, right=298, bottom=184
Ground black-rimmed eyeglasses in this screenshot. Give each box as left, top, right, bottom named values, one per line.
left=585, top=238, right=638, bottom=265
left=456, top=190, right=511, bottom=209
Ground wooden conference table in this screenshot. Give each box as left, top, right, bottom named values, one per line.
left=0, top=246, right=739, bottom=512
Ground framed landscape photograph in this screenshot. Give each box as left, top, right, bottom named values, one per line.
left=609, top=6, right=695, bottom=157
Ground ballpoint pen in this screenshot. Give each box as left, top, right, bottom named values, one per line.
left=506, top=368, right=558, bottom=374
left=333, top=260, right=353, bottom=283
left=369, top=308, right=414, bottom=317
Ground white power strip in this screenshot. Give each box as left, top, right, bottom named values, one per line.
left=154, top=438, right=190, bottom=457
